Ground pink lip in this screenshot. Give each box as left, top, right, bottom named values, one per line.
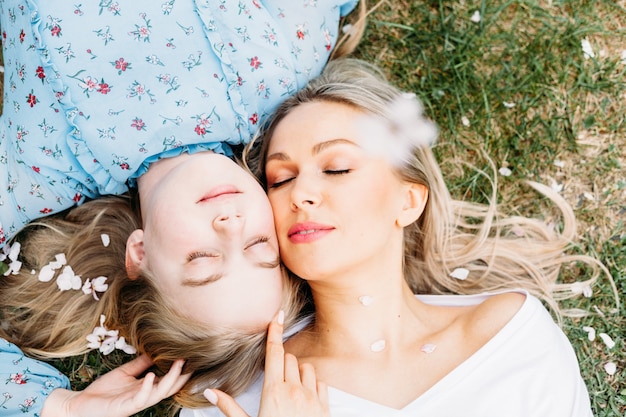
left=199, top=185, right=241, bottom=202
left=287, top=222, right=334, bottom=243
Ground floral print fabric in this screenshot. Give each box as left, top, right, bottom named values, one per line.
left=1, top=338, right=70, bottom=416
left=0, top=0, right=357, bottom=246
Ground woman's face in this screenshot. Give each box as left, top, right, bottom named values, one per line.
left=133, top=152, right=283, bottom=331
left=264, top=101, right=424, bottom=281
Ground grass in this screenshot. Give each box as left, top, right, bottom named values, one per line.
left=2, top=1, right=624, bottom=416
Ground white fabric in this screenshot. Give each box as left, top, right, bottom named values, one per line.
left=182, top=290, right=593, bottom=417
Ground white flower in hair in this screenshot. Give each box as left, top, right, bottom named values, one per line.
left=56, top=265, right=82, bottom=291
left=1, top=242, right=22, bottom=276
left=82, top=276, right=109, bottom=300
left=357, top=92, right=438, bottom=167
left=86, top=314, right=136, bottom=355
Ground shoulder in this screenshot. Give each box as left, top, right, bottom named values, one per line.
left=462, top=291, right=527, bottom=343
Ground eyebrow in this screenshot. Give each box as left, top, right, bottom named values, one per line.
left=180, top=255, right=281, bottom=287
left=266, top=138, right=357, bottom=163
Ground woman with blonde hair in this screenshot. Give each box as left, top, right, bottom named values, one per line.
left=199, top=58, right=616, bottom=417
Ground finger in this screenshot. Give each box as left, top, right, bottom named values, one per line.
left=283, top=353, right=301, bottom=383
left=299, top=362, right=317, bottom=391
left=155, top=359, right=189, bottom=398
left=132, top=371, right=156, bottom=408
left=205, top=389, right=250, bottom=417
left=317, top=380, right=329, bottom=410
left=264, top=310, right=285, bottom=382
left=117, top=354, right=154, bottom=376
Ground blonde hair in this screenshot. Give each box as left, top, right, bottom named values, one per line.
left=0, top=196, right=140, bottom=358
left=245, top=58, right=618, bottom=319
left=0, top=195, right=310, bottom=414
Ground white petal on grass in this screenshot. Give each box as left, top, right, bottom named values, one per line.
left=598, top=333, right=615, bottom=349
left=550, top=179, right=564, bottom=193
left=581, top=38, right=595, bottom=59
left=553, top=159, right=565, bottom=168
left=604, top=362, right=617, bottom=376
left=621, top=50, right=626, bottom=64
left=450, top=267, right=469, bottom=280
left=582, top=285, right=593, bottom=298
left=461, top=116, right=470, bottom=127
left=470, top=11, right=481, bottom=23
left=101, top=234, right=110, bottom=247
left=499, top=167, right=512, bottom=177
left=582, top=326, right=596, bottom=341
left=503, top=101, right=516, bottom=108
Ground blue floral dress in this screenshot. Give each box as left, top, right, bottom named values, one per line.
left=0, top=0, right=357, bottom=246
left=1, top=338, right=70, bottom=416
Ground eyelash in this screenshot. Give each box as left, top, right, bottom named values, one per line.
left=187, top=237, right=269, bottom=262
left=268, top=169, right=351, bottom=189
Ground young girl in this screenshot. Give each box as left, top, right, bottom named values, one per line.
left=0, top=1, right=365, bottom=415
left=198, top=58, right=615, bottom=416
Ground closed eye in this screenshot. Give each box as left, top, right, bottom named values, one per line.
left=245, top=236, right=270, bottom=250
left=268, top=177, right=294, bottom=189
left=324, top=169, right=351, bottom=175
left=186, top=251, right=219, bottom=262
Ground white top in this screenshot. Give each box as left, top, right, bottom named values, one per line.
left=181, top=291, right=593, bottom=417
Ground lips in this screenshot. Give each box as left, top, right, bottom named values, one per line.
left=199, top=185, right=241, bottom=202
left=287, top=222, right=334, bottom=243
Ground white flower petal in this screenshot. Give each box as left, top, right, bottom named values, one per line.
left=550, top=179, right=564, bottom=193
left=581, top=38, right=595, bottom=59
left=582, top=326, right=596, bottom=341
left=38, top=264, right=56, bottom=282
left=598, top=333, right=615, bottom=349
left=498, top=167, right=512, bottom=177
left=553, top=159, right=565, bottom=168
left=621, top=50, right=626, bottom=64
left=8, top=242, right=21, bottom=261
left=101, top=234, right=110, bottom=247
left=450, top=267, right=470, bottom=280
left=461, top=116, right=470, bottom=127
left=470, top=11, right=481, bottom=23
left=82, top=279, right=92, bottom=295
left=604, top=362, right=617, bottom=376
left=503, top=101, right=515, bottom=108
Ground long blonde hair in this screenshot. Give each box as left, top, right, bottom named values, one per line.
left=245, top=58, right=618, bottom=318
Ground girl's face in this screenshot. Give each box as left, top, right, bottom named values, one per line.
left=130, top=152, right=283, bottom=331
left=264, top=101, right=427, bottom=282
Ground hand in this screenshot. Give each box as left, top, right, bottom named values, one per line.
left=205, top=311, right=329, bottom=417
left=43, top=355, right=190, bottom=417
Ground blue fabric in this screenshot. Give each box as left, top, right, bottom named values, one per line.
left=0, top=338, right=70, bottom=416
left=0, top=0, right=358, bottom=246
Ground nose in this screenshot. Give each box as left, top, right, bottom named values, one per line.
left=290, top=176, right=321, bottom=210
left=212, top=211, right=244, bottom=234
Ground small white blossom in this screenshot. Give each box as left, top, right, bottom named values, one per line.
left=598, top=332, right=615, bottom=349
left=357, top=93, right=438, bottom=167
left=82, top=276, right=109, bottom=300
left=499, top=167, right=512, bottom=177
left=503, top=101, right=516, bottom=109
left=2, top=242, right=22, bottom=276
left=38, top=264, right=56, bottom=282
left=115, top=336, right=137, bottom=355
left=581, top=38, right=595, bottom=59
left=582, top=326, right=596, bottom=341
left=470, top=11, right=481, bottom=23
left=48, top=253, right=67, bottom=270
left=56, top=265, right=82, bottom=291
left=86, top=315, right=136, bottom=355
left=604, top=362, right=617, bottom=376
left=461, top=116, right=470, bottom=127
left=450, top=267, right=469, bottom=280
left=101, top=234, right=111, bottom=247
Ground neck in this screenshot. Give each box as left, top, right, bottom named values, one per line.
left=302, top=262, right=429, bottom=357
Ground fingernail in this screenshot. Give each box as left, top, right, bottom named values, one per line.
left=277, top=310, right=284, bottom=325
left=204, top=388, right=218, bottom=405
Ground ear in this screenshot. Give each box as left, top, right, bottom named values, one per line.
left=125, top=229, right=146, bottom=280
left=396, top=183, right=428, bottom=228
